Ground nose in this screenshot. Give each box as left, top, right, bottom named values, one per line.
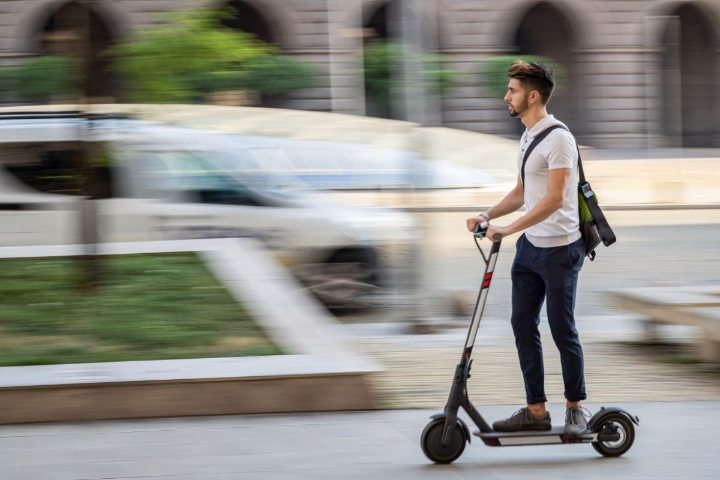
left=503, top=90, right=511, bottom=103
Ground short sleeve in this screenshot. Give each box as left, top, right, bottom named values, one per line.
left=547, top=130, right=576, bottom=170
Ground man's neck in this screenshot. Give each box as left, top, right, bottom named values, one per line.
left=521, top=108, right=549, bottom=131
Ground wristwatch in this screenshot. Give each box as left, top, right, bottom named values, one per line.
left=477, top=211, right=490, bottom=221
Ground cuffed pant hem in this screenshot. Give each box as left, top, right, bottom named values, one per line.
left=565, top=395, right=587, bottom=402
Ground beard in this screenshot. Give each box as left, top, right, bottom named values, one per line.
left=508, top=96, right=529, bottom=118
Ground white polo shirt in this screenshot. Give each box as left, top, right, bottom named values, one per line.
left=517, top=114, right=581, bottom=248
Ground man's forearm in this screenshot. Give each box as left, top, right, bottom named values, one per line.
left=486, top=183, right=524, bottom=220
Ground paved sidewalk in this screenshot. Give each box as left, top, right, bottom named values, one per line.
left=1, top=402, right=717, bottom=479
left=341, top=318, right=720, bottom=409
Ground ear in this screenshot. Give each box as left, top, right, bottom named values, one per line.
left=529, top=90, right=540, bottom=105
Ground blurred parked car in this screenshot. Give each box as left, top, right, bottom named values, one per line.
left=0, top=110, right=416, bottom=310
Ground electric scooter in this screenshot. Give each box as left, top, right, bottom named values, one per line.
left=420, top=222, right=639, bottom=464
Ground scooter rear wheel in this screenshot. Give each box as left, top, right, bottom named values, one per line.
left=421, top=418, right=466, bottom=464
left=592, top=413, right=635, bottom=457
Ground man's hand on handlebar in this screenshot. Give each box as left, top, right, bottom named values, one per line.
left=467, top=215, right=509, bottom=242
left=485, top=224, right=507, bottom=242
left=466, top=215, right=486, bottom=233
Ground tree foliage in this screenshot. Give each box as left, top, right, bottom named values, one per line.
left=109, top=9, right=317, bottom=103
left=0, top=56, right=79, bottom=101
left=363, top=40, right=456, bottom=118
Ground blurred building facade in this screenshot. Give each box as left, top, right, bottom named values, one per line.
left=0, top=0, right=718, bottom=148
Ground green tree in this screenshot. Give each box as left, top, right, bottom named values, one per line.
left=239, top=56, right=318, bottom=103
left=0, top=56, right=79, bottom=102
left=363, top=39, right=456, bottom=118
left=109, top=9, right=317, bottom=103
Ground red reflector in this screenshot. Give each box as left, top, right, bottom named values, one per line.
left=484, top=272, right=493, bottom=281
left=483, top=280, right=491, bottom=288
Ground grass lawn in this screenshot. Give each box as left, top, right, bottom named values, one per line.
left=0, top=253, right=282, bottom=366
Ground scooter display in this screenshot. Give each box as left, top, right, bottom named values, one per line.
left=420, top=222, right=639, bottom=464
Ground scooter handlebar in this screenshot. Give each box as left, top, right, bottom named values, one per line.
left=473, top=221, right=489, bottom=238
left=473, top=222, right=503, bottom=242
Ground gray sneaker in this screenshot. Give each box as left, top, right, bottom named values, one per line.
left=492, top=407, right=552, bottom=432
left=565, top=407, right=589, bottom=436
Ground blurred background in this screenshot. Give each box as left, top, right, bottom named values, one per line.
left=0, top=0, right=717, bottom=144
left=0, top=1, right=719, bottom=478
left=0, top=0, right=718, bottom=415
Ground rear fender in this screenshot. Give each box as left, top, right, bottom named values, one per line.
left=589, top=406, right=640, bottom=430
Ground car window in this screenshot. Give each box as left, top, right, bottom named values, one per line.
left=133, top=150, right=265, bottom=206
left=202, top=148, right=306, bottom=193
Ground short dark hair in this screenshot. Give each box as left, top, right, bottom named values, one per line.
left=507, top=60, right=555, bottom=105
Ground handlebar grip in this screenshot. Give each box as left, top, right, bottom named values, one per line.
left=474, top=223, right=503, bottom=242
left=473, top=221, right=489, bottom=238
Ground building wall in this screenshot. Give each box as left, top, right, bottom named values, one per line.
left=0, top=0, right=718, bottom=148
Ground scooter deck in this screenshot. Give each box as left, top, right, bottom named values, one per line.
left=474, top=427, right=596, bottom=446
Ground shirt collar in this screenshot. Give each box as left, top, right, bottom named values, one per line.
left=525, top=114, right=556, bottom=139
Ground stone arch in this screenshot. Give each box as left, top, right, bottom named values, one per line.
left=362, top=0, right=400, bottom=118
left=503, top=1, right=586, bottom=133
left=361, top=0, right=441, bottom=119
left=219, top=0, right=274, bottom=44
left=215, top=0, right=294, bottom=49
left=210, top=0, right=298, bottom=107
left=362, top=0, right=400, bottom=41
left=16, top=0, right=127, bottom=53
left=487, top=0, right=596, bottom=51
left=643, top=0, right=720, bottom=41
left=646, top=1, right=720, bottom=147
left=360, top=0, right=442, bottom=40
left=19, top=0, right=123, bottom=100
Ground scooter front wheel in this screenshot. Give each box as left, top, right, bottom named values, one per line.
left=421, top=418, right=467, bottom=464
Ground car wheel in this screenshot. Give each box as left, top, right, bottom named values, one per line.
left=303, top=248, right=381, bottom=311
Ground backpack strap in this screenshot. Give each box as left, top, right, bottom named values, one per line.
left=531, top=124, right=617, bottom=249
left=520, top=124, right=568, bottom=188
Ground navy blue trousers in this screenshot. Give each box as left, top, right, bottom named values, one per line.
left=510, top=234, right=586, bottom=404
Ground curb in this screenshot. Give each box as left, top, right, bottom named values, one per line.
left=0, top=239, right=379, bottom=424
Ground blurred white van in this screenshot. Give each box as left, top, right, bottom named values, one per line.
left=0, top=110, right=416, bottom=310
